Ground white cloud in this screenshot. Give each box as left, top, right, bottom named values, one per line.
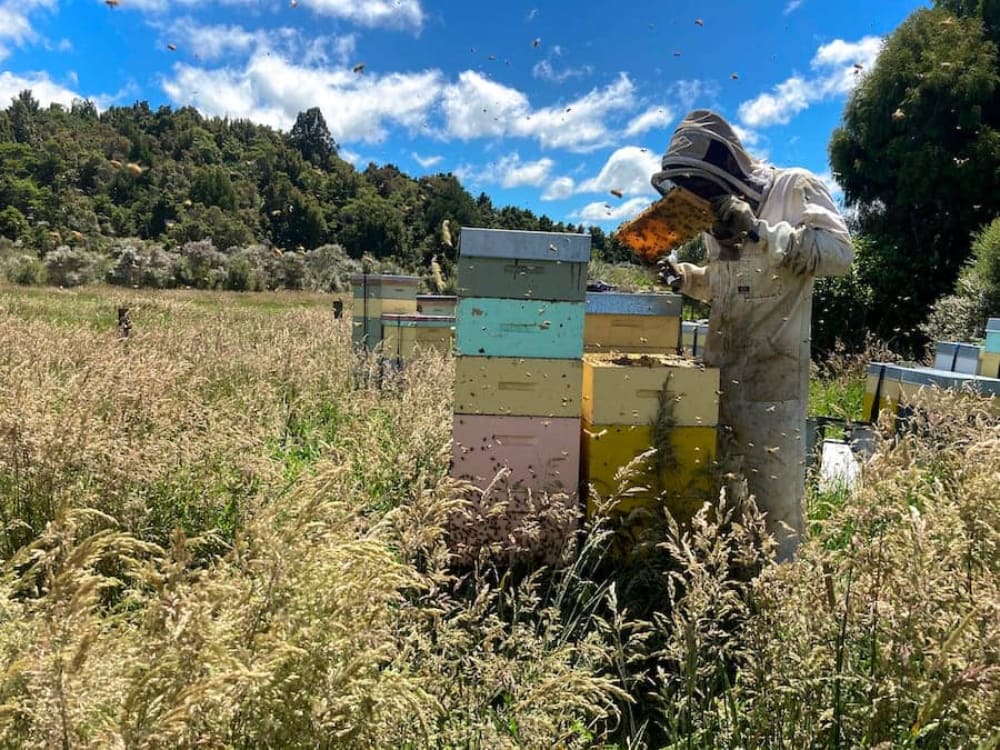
left=784, top=0, right=804, bottom=14
left=542, top=176, right=575, bottom=201
left=623, top=106, right=673, bottom=138
left=671, top=79, right=720, bottom=111
left=738, top=35, right=883, bottom=128
left=532, top=58, right=593, bottom=83
left=162, top=18, right=274, bottom=60
left=412, top=152, right=442, bottom=169
left=109, top=0, right=425, bottom=31
left=0, top=70, right=80, bottom=108
left=574, top=197, right=648, bottom=223
left=576, top=146, right=660, bottom=196
left=0, top=0, right=56, bottom=61
left=440, top=71, right=635, bottom=152
left=306, top=0, right=423, bottom=30
left=162, top=53, right=444, bottom=142
left=496, top=155, right=554, bottom=188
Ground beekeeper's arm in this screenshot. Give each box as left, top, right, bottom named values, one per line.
left=674, top=262, right=712, bottom=303
left=720, top=169, right=854, bottom=278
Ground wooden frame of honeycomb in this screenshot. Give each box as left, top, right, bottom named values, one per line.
left=613, top=188, right=714, bottom=264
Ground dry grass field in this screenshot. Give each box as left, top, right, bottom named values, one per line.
left=0, top=284, right=997, bottom=749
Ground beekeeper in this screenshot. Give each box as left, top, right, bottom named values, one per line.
left=652, top=109, right=854, bottom=561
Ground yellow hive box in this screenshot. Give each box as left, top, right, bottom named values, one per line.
left=582, top=353, right=719, bottom=427
left=980, top=351, right=1000, bottom=379
left=582, top=422, right=717, bottom=522
left=382, top=323, right=454, bottom=359
left=454, top=356, right=582, bottom=418
left=584, top=314, right=681, bottom=354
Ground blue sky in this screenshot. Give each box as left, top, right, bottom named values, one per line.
left=2, top=0, right=928, bottom=227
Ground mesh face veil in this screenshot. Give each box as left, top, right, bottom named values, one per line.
left=651, top=110, right=773, bottom=210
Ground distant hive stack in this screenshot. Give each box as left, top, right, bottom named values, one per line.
left=584, top=292, right=681, bottom=354
left=681, top=320, right=710, bottom=357
left=984, top=318, right=1000, bottom=377
left=933, top=342, right=982, bottom=375
left=450, top=227, right=590, bottom=563
left=350, top=274, right=419, bottom=350
left=581, top=353, right=720, bottom=528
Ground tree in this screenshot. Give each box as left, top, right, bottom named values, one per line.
left=9, top=90, right=40, bottom=145
left=288, top=107, right=337, bottom=168
left=829, top=5, right=1000, bottom=347
left=337, top=190, right=405, bottom=259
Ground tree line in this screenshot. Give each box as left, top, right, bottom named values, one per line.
left=0, top=94, right=629, bottom=294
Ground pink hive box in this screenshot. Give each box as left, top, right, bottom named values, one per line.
left=451, top=414, right=581, bottom=494
left=450, top=413, right=581, bottom=565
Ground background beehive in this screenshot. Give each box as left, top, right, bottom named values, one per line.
left=987, top=318, right=1000, bottom=354
left=350, top=274, right=419, bottom=350
left=449, top=227, right=591, bottom=564
left=933, top=342, right=982, bottom=375
left=416, top=295, right=458, bottom=316
left=681, top=320, right=710, bottom=356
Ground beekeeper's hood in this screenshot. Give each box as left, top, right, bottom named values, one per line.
left=651, top=109, right=774, bottom=210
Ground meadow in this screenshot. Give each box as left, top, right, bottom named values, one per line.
left=0, top=284, right=997, bottom=749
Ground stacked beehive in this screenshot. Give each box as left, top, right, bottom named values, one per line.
left=933, top=342, right=983, bottom=375
left=450, top=227, right=590, bottom=561
left=581, top=354, right=720, bottom=527
left=681, top=320, right=710, bottom=357
left=350, top=273, right=419, bottom=350
left=983, top=318, right=1000, bottom=378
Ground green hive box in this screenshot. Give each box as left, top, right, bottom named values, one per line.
left=456, top=227, right=590, bottom=302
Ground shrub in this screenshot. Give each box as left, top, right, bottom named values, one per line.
left=43, top=245, right=104, bottom=287
left=5, top=253, right=46, bottom=285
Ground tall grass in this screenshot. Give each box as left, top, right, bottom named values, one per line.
left=0, top=283, right=998, bottom=748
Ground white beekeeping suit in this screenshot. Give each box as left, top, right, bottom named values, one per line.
left=652, top=110, right=854, bottom=561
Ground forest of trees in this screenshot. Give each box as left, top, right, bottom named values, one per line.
left=0, top=96, right=628, bottom=294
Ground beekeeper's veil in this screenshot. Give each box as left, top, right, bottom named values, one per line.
left=651, top=110, right=774, bottom=209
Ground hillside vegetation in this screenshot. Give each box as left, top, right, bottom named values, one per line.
left=0, top=94, right=629, bottom=293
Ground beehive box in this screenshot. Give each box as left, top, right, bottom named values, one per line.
left=451, top=414, right=580, bottom=494
left=351, top=273, right=420, bottom=302
left=987, top=318, right=1000, bottom=354
left=862, top=362, right=904, bottom=424
left=584, top=292, right=682, bottom=353
left=980, top=351, right=1000, bottom=379
left=681, top=321, right=710, bottom=356
left=933, top=342, right=982, bottom=375
left=456, top=298, right=584, bottom=359
left=582, top=354, right=720, bottom=427
left=582, top=422, right=717, bottom=522
left=416, top=295, right=457, bottom=316
left=381, top=314, right=454, bottom=359
left=351, top=274, right=420, bottom=350
left=454, top=357, right=582, bottom=417
left=457, top=227, right=590, bottom=301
